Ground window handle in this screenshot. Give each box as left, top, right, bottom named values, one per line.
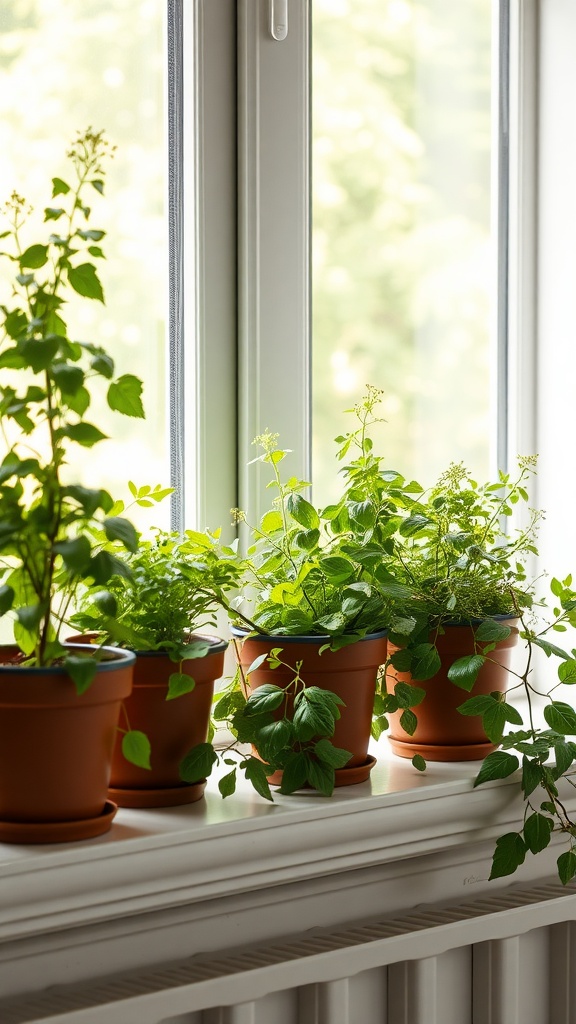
left=270, top=0, right=288, bottom=40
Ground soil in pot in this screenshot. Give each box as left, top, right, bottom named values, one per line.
left=234, top=630, right=387, bottom=787
left=386, top=622, right=519, bottom=761
left=0, top=644, right=134, bottom=843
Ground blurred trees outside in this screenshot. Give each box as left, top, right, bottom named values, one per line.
left=312, top=0, right=494, bottom=504
left=0, top=0, right=169, bottom=527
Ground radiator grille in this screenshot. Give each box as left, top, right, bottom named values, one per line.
left=2, top=879, right=576, bottom=1024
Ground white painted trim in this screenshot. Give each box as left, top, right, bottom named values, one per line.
left=237, top=0, right=311, bottom=524
left=185, top=0, right=238, bottom=532
left=507, top=0, right=538, bottom=468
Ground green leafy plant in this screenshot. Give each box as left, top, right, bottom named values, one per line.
left=469, top=577, right=576, bottom=884
left=203, top=418, right=403, bottom=799
left=72, top=519, right=244, bottom=769
left=0, top=128, right=145, bottom=693
left=337, top=389, right=576, bottom=884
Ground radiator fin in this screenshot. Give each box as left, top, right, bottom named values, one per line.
left=1, top=879, right=576, bottom=1023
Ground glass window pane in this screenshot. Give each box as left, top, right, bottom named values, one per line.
left=312, top=0, right=497, bottom=505
left=0, top=0, right=170, bottom=529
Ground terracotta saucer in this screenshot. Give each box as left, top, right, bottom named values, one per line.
left=108, top=781, right=207, bottom=808
left=388, top=737, right=496, bottom=762
left=0, top=800, right=118, bottom=845
left=268, top=754, right=377, bottom=790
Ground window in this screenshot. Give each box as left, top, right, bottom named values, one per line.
left=0, top=0, right=237, bottom=535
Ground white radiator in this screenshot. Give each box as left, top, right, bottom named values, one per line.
left=1, top=878, right=576, bottom=1024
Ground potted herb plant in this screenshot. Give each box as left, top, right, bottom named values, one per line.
left=71, top=523, right=242, bottom=806
left=204, top=402, right=424, bottom=800
left=379, top=458, right=539, bottom=763
left=0, top=129, right=146, bottom=842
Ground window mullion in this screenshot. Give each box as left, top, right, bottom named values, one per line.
left=237, top=0, right=311, bottom=525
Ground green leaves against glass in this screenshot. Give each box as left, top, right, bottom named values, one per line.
left=107, top=374, right=145, bottom=418
left=0, top=129, right=145, bottom=666
left=544, top=702, right=576, bottom=735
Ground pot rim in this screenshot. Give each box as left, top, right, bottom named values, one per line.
left=0, top=644, right=136, bottom=675
left=230, top=626, right=388, bottom=644
left=64, top=633, right=228, bottom=659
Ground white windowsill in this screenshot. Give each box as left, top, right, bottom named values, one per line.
left=2, top=737, right=572, bottom=947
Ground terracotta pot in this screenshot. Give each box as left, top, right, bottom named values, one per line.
left=233, top=630, right=387, bottom=786
left=386, top=621, right=519, bottom=761
left=109, top=637, right=227, bottom=807
left=0, top=644, right=134, bottom=842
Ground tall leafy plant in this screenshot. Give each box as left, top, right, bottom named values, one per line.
left=0, top=129, right=144, bottom=691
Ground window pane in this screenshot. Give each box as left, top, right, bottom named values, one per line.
left=0, top=0, right=170, bottom=529
left=312, top=0, right=497, bottom=504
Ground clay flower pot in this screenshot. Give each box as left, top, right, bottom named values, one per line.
left=107, top=636, right=227, bottom=807
left=233, top=629, right=387, bottom=787
left=0, top=644, right=134, bottom=843
left=386, top=621, right=519, bottom=761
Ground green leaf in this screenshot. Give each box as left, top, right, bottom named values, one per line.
left=524, top=812, right=553, bottom=855
left=278, top=752, right=309, bottom=794
left=65, top=386, right=90, bottom=416
left=306, top=758, right=335, bottom=796
left=256, top=719, right=292, bottom=758
left=558, top=660, right=576, bottom=684
left=554, top=741, right=575, bottom=778
left=245, top=653, right=269, bottom=675
left=318, top=555, right=356, bottom=582
left=399, top=514, right=431, bottom=536
left=54, top=535, right=92, bottom=573
left=122, top=730, right=151, bottom=770
left=19, top=244, right=48, bottom=269
left=475, top=620, right=512, bottom=642
left=44, top=207, right=65, bottom=221
left=522, top=756, right=543, bottom=798
left=313, top=738, right=352, bottom=769
left=51, top=363, right=85, bottom=396
left=458, top=694, right=496, bottom=717
left=218, top=768, right=237, bottom=798
left=557, top=849, right=576, bottom=885
left=412, top=754, right=427, bottom=771
left=245, top=684, right=285, bottom=716
left=243, top=756, right=273, bottom=801
left=16, top=603, right=44, bottom=630
left=166, top=672, right=196, bottom=700
left=60, top=422, right=107, bottom=447
left=481, top=702, right=507, bottom=744
left=544, top=701, right=576, bottom=735
left=474, top=750, right=519, bottom=787
left=91, top=353, right=115, bottom=379
left=103, top=516, right=139, bottom=552
left=68, top=262, right=105, bottom=302
left=180, top=742, right=218, bottom=783
left=52, top=177, right=70, bottom=196
left=88, top=549, right=131, bottom=585
left=394, top=681, right=426, bottom=708
left=64, top=654, right=98, bottom=695
left=293, top=692, right=337, bottom=740
left=410, top=643, right=442, bottom=681
left=78, top=228, right=105, bottom=241
left=399, top=708, right=418, bottom=736
left=287, top=493, right=319, bottom=529
left=447, top=654, right=485, bottom=692
left=489, top=832, right=527, bottom=879
left=92, top=590, right=117, bottom=616
left=0, top=585, right=15, bottom=615
left=107, top=374, right=145, bottom=418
